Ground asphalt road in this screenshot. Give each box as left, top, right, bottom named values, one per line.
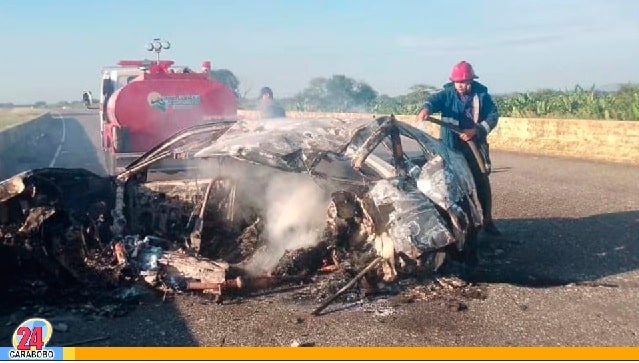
left=2, top=109, right=638, bottom=347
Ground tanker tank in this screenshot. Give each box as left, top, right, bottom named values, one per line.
left=106, top=71, right=238, bottom=153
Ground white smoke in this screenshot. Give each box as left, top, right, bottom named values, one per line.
left=245, top=171, right=330, bottom=274
left=194, top=157, right=331, bottom=275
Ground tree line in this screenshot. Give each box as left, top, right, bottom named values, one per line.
left=211, top=70, right=639, bottom=121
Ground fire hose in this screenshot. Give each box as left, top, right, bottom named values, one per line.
left=422, top=116, right=488, bottom=174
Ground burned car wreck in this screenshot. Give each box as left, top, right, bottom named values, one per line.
left=0, top=116, right=484, bottom=309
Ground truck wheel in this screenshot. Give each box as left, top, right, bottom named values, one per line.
left=113, top=127, right=130, bottom=153
left=104, top=150, right=116, bottom=175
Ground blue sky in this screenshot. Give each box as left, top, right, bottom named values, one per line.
left=1, top=0, right=638, bottom=103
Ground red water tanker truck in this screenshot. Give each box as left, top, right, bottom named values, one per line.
left=90, top=59, right=238, bottom=174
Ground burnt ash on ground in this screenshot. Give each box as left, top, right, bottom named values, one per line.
left=0, top=168, right=493, bottom=327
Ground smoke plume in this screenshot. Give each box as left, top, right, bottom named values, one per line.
left=195, top=157, right=331, bottom=275
left=245, top=171, right=330, bottom=274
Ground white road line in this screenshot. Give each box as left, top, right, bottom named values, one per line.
left=49, top=112, right=67, bottom=167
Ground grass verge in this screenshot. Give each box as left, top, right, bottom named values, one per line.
left=0, top=108, right=47, bottom=131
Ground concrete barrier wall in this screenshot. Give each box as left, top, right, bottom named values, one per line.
left=0, top=113, right=54, bottom=175
left=238, top=110, right=639, bottom=165
left=0, top=113, right=52, bottom=154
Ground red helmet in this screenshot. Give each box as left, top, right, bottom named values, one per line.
left=449, top=61, right=478, bottom=82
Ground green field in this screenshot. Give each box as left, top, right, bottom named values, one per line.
left=0, top=108, right=47, bottom=131
left=371, top=84, right=639, bottom=120
left=493, top=84, right=639, bottom=120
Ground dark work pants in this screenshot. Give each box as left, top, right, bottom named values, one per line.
left=459, top=142, right=493, bottom=223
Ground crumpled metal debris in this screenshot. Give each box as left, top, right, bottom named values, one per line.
left=119, top=116, right=483, bottom=282
left=191, top=117, right=482, bottom=268
left=0, top=169, right=114, bottom=304
left=0, top=115, right=485, bottom=309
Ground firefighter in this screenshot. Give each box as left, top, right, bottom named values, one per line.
left=258, top=86, right=286, bottom=119
left=416, top=61, right=501, bottom=236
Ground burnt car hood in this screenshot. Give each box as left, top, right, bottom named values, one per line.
left=192, top=117, right=374, bottom=172
left=118, top=117, right=373, bottom=177
left=117, top=120, right=238, bottom=179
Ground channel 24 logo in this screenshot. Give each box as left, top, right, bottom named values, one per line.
left=8, top=318, right=56, bottom=360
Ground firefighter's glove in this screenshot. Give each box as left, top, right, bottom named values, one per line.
left=474, top=124, right=488, bottom=141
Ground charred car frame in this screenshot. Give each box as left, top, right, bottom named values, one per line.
left=0, top=116, right=484, bottom=306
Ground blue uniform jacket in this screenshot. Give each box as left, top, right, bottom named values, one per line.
left=422, top=81, right=499, bottom=151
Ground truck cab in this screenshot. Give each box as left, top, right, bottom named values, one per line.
left=99, top=64, right=145, bottom=134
